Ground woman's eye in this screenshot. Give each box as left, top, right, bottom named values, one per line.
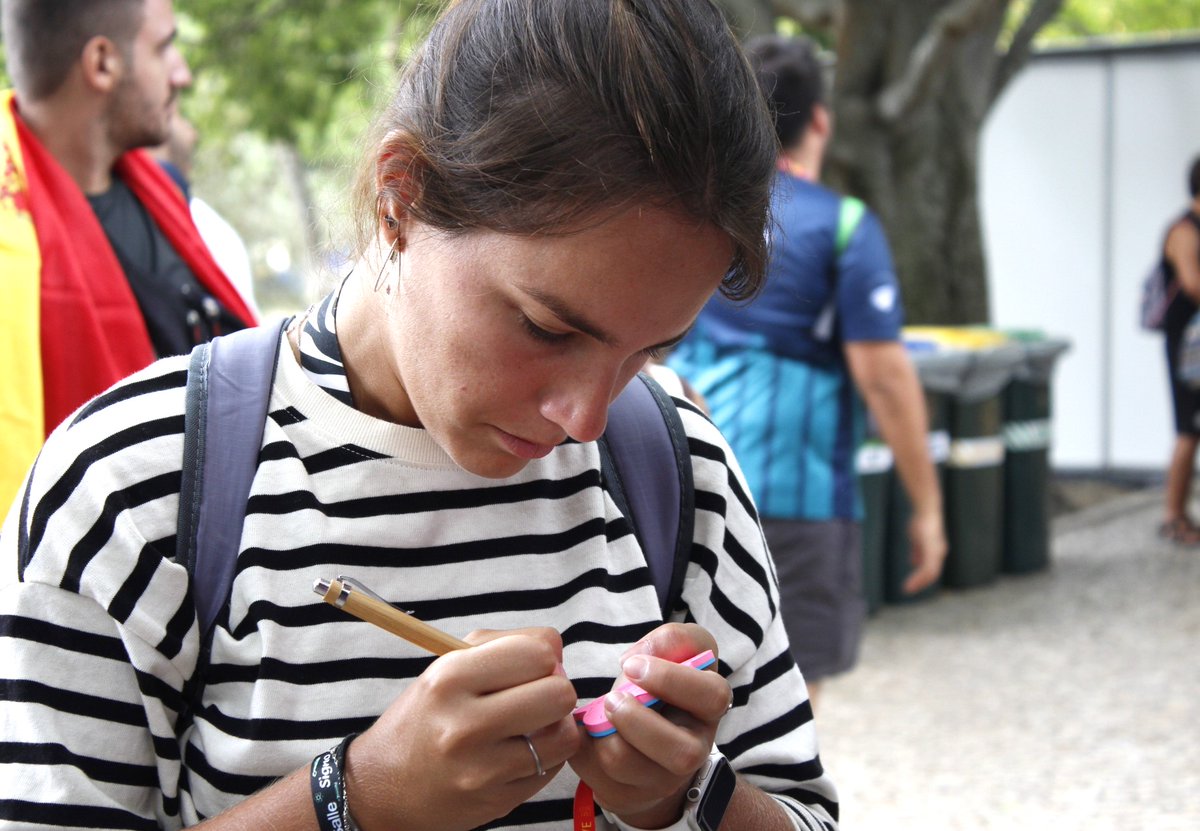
left=521, top=315, right=570, bottom=344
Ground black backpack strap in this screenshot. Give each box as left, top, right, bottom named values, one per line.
left=177, top=321, right=285, bottom=638
left=599, top=372, right=695, bottom=618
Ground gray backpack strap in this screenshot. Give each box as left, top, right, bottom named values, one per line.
left=176, top=332, right=690, bottom=631
left=599, top=372, right=695, bottom=617
left=178, top=322, right=285, bottom=638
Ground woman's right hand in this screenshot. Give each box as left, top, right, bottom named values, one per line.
left=342, top=628, right=581, bottom=831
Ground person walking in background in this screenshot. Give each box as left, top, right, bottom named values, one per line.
left=152, top=110, right=261, bottom=318
left=1157, top=156, right=1200, bottom=545
left=668, top=34, right=946, bottom=708
left=0, top=0, right=256, bottom=510
left=0, top=2, right=837, bottom=829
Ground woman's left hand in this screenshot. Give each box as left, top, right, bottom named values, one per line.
left=568, top=623, right=733, bottom=828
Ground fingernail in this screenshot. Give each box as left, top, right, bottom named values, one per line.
left=621, top=640, right=653, bottom=662
left=622, top=655, right=649, bottom=681
left=554, top=661, right=567, bottom=678
left=605, top=690, right=631, bottom=713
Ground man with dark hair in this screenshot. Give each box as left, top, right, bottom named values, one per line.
left=742, top=33, right=826, bottom=153
left=669, top=34, right=946, bottom=706
left=0, top=0, right=257, bottom=508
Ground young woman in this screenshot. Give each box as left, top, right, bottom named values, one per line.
left=0, top=1, right=838, bottom=829
left=1159, top=156, right=1200, bottom=545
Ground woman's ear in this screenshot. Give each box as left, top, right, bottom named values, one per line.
left=375, top=130, right=424, bottom=246
left=376, top=194, right=406, bottom=252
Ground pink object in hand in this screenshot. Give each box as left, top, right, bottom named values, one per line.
left=572, top=650, right=716, bottom=738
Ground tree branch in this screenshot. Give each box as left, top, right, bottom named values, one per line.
left=876, top=0, right=1005, bottom=125
left=991, top=0, right=1064, bottom=104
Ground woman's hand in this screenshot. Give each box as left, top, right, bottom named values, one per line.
left=569, top=623, right=733, bottom=828
left=343, top=628, right=581, bottom=831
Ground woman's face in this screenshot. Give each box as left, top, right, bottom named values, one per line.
left=375, top=203, right=733, bottom=479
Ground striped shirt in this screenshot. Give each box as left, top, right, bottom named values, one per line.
left=0, top=295, right=838, bottom=830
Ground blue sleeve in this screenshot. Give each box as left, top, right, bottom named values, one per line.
left=836, top=210, right=905, bottom=342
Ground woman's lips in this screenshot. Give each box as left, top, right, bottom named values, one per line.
left=497, top=429, right=558, bottom=460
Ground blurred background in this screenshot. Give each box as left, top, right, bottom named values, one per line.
left=1, top=0, right=1190, bottom=475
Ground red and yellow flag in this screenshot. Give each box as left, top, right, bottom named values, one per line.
left=0, top=91, right=256, bottom=513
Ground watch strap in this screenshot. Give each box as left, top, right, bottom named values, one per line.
left=684, top=751, right=736, bottom=831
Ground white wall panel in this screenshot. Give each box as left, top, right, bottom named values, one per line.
left=981, top=60, right=1108, bottom=468
left=979, top=40, right=1200, bottom=470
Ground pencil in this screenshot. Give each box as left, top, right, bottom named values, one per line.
left=313, top=576, right=470, bottom=656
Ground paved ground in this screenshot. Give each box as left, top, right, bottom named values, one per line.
left=816, top=486, right=1199, bottom=830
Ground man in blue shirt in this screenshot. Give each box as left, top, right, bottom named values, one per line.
left=669, top=34, right=945, bottom=706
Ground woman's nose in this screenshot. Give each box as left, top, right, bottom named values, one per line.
left=541, top=374, right=618, bottom=444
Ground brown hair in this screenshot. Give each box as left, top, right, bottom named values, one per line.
left=360, top=0, right=776, bottom=300
left=2, top=0, right=145, bottom=101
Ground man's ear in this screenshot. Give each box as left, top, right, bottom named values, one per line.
left=79, top=36, right=123, bottom=94
left=810, top=102, right=833, bottom=143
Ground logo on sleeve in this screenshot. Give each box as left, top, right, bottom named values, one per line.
left=870, top=285, right=897, bottom=313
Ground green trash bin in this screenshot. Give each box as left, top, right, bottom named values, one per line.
left=1001, top=335, right=1071, bottom=574
left=942, top=342, right=1024, bottom=589
left=884, top=346, right=963, bottom=603
left=856, top=420, right=892, bottom=614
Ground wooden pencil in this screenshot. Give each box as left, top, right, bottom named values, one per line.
left=313, top=576, right=470, bottom=656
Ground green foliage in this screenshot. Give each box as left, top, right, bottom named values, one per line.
left=1008, top=0, right=1200, bottom=42
left=172, top=1, right=445, bottom=313
left=179, top=0, right=441, bottom=159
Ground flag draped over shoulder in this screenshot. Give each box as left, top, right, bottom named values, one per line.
left=0, top=90, right=257, bottom=512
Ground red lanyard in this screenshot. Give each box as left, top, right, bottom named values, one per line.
left=573, top=781, right=597, bottom=831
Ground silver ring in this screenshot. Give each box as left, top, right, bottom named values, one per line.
left=523, top=734, right=546, bottom=777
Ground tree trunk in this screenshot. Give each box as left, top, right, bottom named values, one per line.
left=279, top=142, right=323, bottom=302
left=720, top=0, right=840, bottom=39
left=826, top=0, right=1009, bottom=325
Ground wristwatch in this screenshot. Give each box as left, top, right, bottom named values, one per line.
left=684, top=751, right=736, bottom=831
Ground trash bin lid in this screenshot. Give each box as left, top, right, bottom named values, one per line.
left=909, top=349, right=971, bottom=394
left=1012, top=338, right=1072, bottom=383
left=957, top=343, right=1026, bottom=402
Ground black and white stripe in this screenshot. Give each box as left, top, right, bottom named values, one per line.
left=296, top=282, right=354, bottom=406
left=0, top=301, right=838, bottom=830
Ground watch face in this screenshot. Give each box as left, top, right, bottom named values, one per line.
left=695, top=756, right=737, bottom=831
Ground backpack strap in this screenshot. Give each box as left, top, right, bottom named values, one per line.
left=178, top=328, right=691, bottom=636
left=812, top=195, right=867, bottom=342
left=177, top=321, right=285, bottom=638
left=836, top=196, right=866, bottom=253
left=598, top=372, right=695, bottom=618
